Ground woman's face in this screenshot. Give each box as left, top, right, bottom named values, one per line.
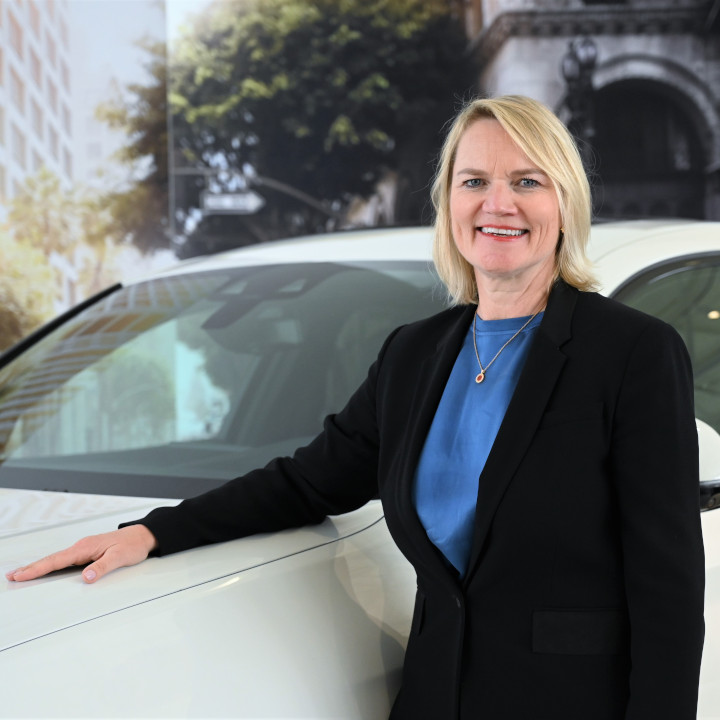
left=449, top=118, right=562, bottom=291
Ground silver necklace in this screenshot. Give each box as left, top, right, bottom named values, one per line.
left=472, top=310, right=540, bottom=384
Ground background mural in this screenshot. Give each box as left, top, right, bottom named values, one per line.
left=0, top=0, right=718, bottom=350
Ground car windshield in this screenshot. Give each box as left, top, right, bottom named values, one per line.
left=0, top=261, right=446, bottom=497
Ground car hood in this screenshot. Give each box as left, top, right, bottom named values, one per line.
left=0, top=488, right=386, bottom=654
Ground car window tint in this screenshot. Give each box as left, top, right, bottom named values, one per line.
left=612, top=255, right=720, bottom=435
left=0, top=261, right=446, bottom=497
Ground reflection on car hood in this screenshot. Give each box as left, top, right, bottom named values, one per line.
left=0, top=489, right=385, bottom=654
left=0, top=488, right=167, bottom=538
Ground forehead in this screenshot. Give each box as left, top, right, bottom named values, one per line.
left=455, top=118, right=532, bottom=165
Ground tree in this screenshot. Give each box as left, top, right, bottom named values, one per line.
left=170, top=0, right=476, bottom=252
left=96, top=38, right=170, bottom=253
left=7, top=168, right=78, bottom=255
left=7, top=167, right=117, bottom=296
left=0, top=232, right=55, bottom=351
left=1, top=168, right=132, bottom=348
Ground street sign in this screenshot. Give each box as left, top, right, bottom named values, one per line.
left=201, top=190, right=266, bottom=215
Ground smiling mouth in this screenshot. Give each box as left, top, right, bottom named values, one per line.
left=479, top=226, right=529, bottom=237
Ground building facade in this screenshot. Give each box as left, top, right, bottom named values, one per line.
left=462, top=0, right=720, bottom=220
left=0, top=0, right=73, bottom=205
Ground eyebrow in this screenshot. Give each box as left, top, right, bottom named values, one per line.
left=454, top=167, right=548, bottom=177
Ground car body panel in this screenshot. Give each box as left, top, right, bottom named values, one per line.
left=1, top=498, right=416, bottom=718
left=589, top=221, right=720, bottom=295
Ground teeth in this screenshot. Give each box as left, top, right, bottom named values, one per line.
left=481, top=227, right=526, bottom=236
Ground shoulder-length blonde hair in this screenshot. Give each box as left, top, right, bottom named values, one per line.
left=431, top=95, right=597, bottom=305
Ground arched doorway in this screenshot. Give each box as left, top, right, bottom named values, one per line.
left=592, top=81, right=705, bottom=220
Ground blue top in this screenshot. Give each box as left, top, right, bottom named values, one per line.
left=413, top=312, right=543, bottom=576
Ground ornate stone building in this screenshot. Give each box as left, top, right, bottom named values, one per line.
left=460, top=0, right=720, bottom=220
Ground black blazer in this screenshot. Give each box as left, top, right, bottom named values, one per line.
left=138, top=281, right=705, bottom=720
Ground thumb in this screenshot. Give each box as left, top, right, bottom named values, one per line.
left=82, top=559, right=108, bottom=584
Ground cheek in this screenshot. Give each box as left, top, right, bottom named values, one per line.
left=449, top=190, right=475, bottom=222
left=449, top=193, right=463, bottom=224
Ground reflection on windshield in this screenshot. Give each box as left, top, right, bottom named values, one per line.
left=0, top=262, right=445, bottom=497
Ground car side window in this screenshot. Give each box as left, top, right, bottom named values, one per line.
left=612, top=255, right=720, bottom=435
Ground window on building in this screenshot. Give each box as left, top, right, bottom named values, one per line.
left=46, top=32, right=57, bottom=68
left=0, top=165, right=6, bottom=202
left=60, top=61, right=70, bottom=92
left=47, top=0, right=56, bottom=22
left=49, top=125, right=59, bottom=160
left=63, top=146, right=72, bottom=179
left=29, top=1, right=41, bottom=37
left=61, top=104, right=71, bottom=136
left=10, top=68, right=25, bottom=114
left=32, top=149, right=43, bottom=172
left=30, top=49, right=42, bottom=88
left=59, top=17, right=69, bottom=50
left=31, top=99, right=43, bottom=139
left=0, top=107, right=5, bottom=147
left=12, top=124, right=27, bottom=169
left=9, top=12, right=23, bottom=59
left=48, top=79, right=58, bottom=114
left=0, top=48, right=4, bottom=87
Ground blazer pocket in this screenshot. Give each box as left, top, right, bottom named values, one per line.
left=532, top=608, right=629, bottom=655
left=538, top=402, right=604, bottom=429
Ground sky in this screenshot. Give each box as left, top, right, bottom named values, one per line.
left=67, top=0, right=214, bottom=279
left=69, top=0, right=214, bottom=185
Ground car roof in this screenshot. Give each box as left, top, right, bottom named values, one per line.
left=135, top=220, right=720, bottom=288
left=588, top=220, right=720, bottom=293
left=147, top=227, right=436, bottom=282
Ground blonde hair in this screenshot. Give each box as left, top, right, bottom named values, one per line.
left=431, top=95, right=597, bottom=305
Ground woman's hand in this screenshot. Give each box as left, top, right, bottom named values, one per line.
left=4, top=524, right=158, bottom=584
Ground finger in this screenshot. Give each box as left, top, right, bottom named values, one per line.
left=6, top=543, right=96, bottom=582
left=82, top=563, right=101, bottom=583
left=81, top=554, right=117, bottom=584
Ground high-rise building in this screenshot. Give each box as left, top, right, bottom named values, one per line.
left=0, top=0, right=73, bottom=206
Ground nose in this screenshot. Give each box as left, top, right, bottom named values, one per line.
left=483, top=182, right=516, bottom=215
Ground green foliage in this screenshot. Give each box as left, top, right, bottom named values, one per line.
left=171, top=0, right=476, bottom=226
left=95, top=39, right=170, bottom=252
left=8, top=168, right=78, bottom=255
left=7, top=167, right=112, bottom=258
left=0, top=232, right=55, bottom=351
left=0, top=168, right=123, bottom=349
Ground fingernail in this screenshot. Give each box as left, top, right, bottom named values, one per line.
left=5, top=571, right=16, bottom=581
left=84, top=569, right=96, bottom=582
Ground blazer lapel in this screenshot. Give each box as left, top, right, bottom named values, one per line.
left=463, top=281, right=578, bottom=584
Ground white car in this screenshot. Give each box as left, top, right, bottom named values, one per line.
left=1, top=220, right=719, bottom=718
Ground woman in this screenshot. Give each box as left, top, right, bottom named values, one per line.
left=6, top=96, right=705, bottom=719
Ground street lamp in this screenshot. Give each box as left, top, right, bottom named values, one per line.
left=561, top=36, right=598, bottom=166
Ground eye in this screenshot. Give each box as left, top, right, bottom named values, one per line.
left=463, top=178, right=484, bottom=189
left=519, top=177, right=540, bottom=188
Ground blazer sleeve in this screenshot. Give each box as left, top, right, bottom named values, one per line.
left=608, top=320, right=705, bottom=720
left=121, top=326, right=403, bottom=556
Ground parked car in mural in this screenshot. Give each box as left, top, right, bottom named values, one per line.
left=1, top=220, right=719, bottom=718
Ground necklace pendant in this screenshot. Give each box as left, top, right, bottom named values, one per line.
left=475, top=371, right=485, bottom=384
